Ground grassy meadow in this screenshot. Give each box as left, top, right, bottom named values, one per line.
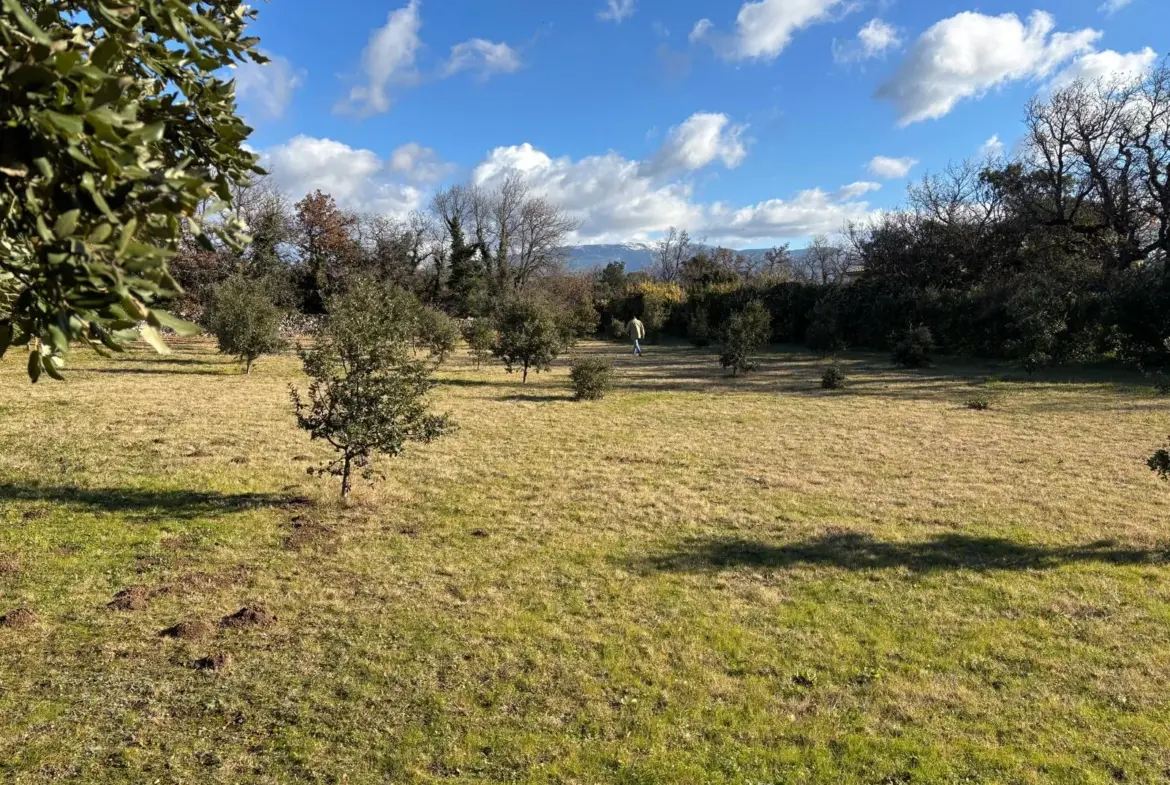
left=1, top=338, right=1169, bottom=783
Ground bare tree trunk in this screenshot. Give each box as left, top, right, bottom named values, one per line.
left=341, top=455, right=352, bottom=500
left=522, top=362, right=529, bottom=384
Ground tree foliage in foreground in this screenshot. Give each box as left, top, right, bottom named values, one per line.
left=291, top=284, right=453, bottom=500
left=0, top=0, right=264, bottom=379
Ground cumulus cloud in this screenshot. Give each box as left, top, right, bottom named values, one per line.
left=867, top=155, right=918, bottom=179
left=260, top=135, right=427, bottom=217
left=643, top=112, right=748, bottom=176
left=598, top=0, right=635, bottom=23
left=833, top=19, right=901, bottom=64
left=471, top=134, right=876, bottom=244
left=837, top=181, right=882, bottom=200
left=979, top=135, right=1006, bottom=159
left=1049, top=47, right=1157, bottom=90
left=234, top=53, right=305, bottom=119
left=337, top=1, right=422, bottom=116
left=388, top=142, right=457, bottom=183
left=444, top=39, right=523, bottom=81
left=706, top=188, right=877, bottom=245
left=694, top=0, right=852, bottom=61
left=877, top=11, right=1100, bottom=125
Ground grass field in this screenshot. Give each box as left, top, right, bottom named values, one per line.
left=2, top=338, right=1170, bottom=784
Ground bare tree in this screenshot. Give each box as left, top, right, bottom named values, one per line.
left=651, top=227, right=692, bottom=282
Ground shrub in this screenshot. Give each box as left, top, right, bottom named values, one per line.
left=1152, top=372, right=1170, bottom=396
left=821, top=362, right=846, bottom=390
left=569, top=358, right=613, bottom=401
left=687, top=306, right=712, bottom=347
left=416, top=307, right=460, bottom=365
left=720, top=300, right=773, bottom=376
left=806, top=295, right=847, bottom=356
left=642, top=296, right=669, bottom=344
left=463, top=319, right=496, bottom=369
left=609, top=318, right=627, bottom=342
left=892, top=325, right=934, bottom=368
left=558, top=297, right=600, bottom=347
left=291, top=284, right=453, bottom=500
left=1150, top=439, right=1170, bottom=481
left=965, top=396, right=992, bottom=411
left=492, top=299, right=564, bottom=383
left=206, top=276, right=286, bottom=374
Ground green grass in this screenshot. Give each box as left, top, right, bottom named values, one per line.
left=2, top=339, right=1170, bottom=784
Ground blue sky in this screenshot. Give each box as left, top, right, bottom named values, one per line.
left=234, top=0, right=1165, bottom=247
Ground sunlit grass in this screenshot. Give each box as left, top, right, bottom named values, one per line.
left=1, top=338, right=1169, bottom=783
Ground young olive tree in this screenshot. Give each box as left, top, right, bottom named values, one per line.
left=207, top=277, right=285, bottom=374
left=720, top=300, right=773, bottom=376
left=291, top=284, right=453, bottom=500
left=0, top=1, right=263, bottom=380
left=492, top=299, right=563, bottom=383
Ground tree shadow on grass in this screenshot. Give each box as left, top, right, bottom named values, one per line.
left=77, top=368, right=229, bottom=377
left=498, top=393, right=573, bottom=403
left=641, top=532, right=1169, bottom=574
left=0, top=483, right=301, bottom=521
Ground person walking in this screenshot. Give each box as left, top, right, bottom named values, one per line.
left=627, top=315, right=645, bottom=356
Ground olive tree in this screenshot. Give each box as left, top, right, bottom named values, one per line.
left=0, top=1, right=264, bottom=380
left=720, top=300, right=773, bottom=376
left=291, top=284, right=453, bottom=500
left=206, top=277, right=285, bottom=374
left=492, top=299, right=563, bottom=383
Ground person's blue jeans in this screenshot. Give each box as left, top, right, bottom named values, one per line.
left=633, top=340, right=643, bottom=356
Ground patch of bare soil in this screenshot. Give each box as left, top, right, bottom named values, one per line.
left=282, top=517, right=337, bottom=552
left=108, top=586, right=149, bottom=611
left=229, top=456, right=249, bottom=465
left=219, top=606, right=276, bottom=630
left=160, top=617, right=213, bottom=640
left=192, top=652, right=233, bottom=671
left=0, top=555, right=20, bottom=576
left=1, top=608, right=39, bottom=629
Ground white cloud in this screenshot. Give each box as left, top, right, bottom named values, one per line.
left=260, top=135, right=426, bottom=217
left=867, top=155, right=918, bottom=179
left=337, top=0, right=422, bottom=116
left=644, top=112, right=748, bottom=176
left=837, top=181, right=882, bottom=199
left=695, top=0, right=852, bottom=61
left=877, top=11, right=1101, bottom=125
left=833, top=18, right=901, bottom=63
left=598, top=0, right=635, bottom=23
left=1100, top=0, right=1134, bottom=14
left=706, top=188, right=878, bottom=244
left=234, top=53, right=305, bottom=119
left=471, top=135, right=875, bottom=245
left=444, top=39, right=523, bottom=81
left=979, top=135, right=1006, bottom=158
left=388, top=142, right=457, bottom=183
left=1049, top=47, right=1157, bottom=90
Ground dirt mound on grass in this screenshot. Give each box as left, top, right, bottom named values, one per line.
left=1, top=608, right=39, bottom=629
left=108, top=586, right=149, bottom=611
left=220, top=606, right=276, bottom=630
left=0, top=555, right=20, bottom=576
left=160, top=618, right=213, bottom=640
left=192, top=652, right=233, bottom=671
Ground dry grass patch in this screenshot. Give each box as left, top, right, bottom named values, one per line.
left=0, top=339, right=1169, bottom=783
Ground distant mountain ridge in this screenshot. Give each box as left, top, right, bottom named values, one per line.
left=565, top=243, right=806, bottom=272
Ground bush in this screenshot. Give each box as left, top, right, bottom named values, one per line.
left=719, top=300, right=773, bottom=376
left=806, top=295, right=847, bottom=356
left=291, top=284, right=454, bottom=500
left=687, top=307, right=712, bottom=347
left=892, top=325, right=934, bottom=368
left=965, top=396, right=992, bottom=411
left=569, top=358, right=613, bottom=401
left=463, top=319, right=496, bottom=369
left=492, top=299, right=564, bottom=383
left=206, top=276, right=286, bottom=373
left=642, top=296, right=669, bottom=345
left=557, top=297, right=600, bottom=347
left=821, top=362, right=846, bottom=390
left=416, top=307, right=460, bottom=365
left=1149, top=439, right=1170, bottom=481
left=609, top=318, right=627, bottom=342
